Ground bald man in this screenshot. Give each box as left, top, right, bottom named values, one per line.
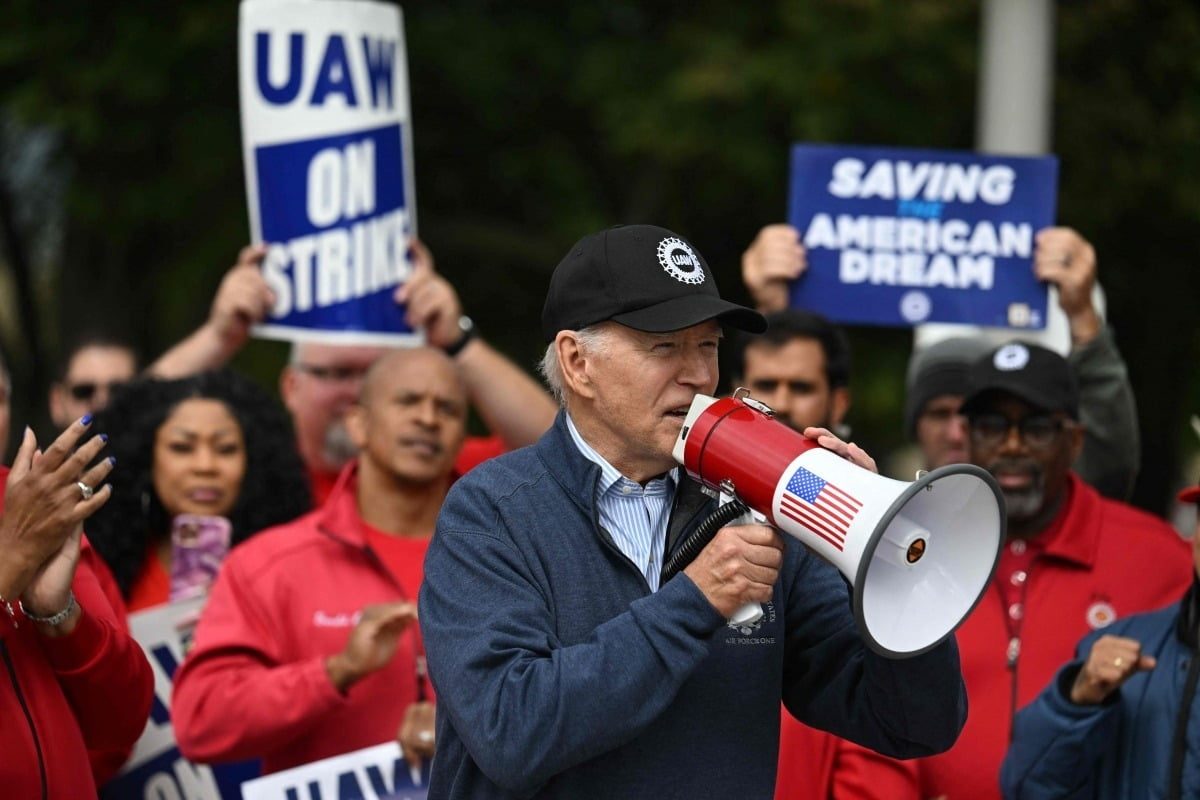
left=172, top=348, right=466, bottom=777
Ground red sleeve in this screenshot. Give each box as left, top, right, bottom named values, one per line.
left=40, top=545, right=154, bottom=753
left=79, top=539, right=141, bottom=784
left=171, top=549, right=347, bottom=763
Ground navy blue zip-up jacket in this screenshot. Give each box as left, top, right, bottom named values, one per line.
left=1001, top=587, right=1200, bottom=799
left=420, top=411, right=967, bottom=799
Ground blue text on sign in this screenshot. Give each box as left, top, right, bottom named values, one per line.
left=256, top=32, right=397, bottom=110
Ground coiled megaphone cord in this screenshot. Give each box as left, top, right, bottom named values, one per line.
left=660, top=498, right=751, bottom=583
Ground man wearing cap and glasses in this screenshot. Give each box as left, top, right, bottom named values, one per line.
left=419, top=225, right=968, bottom=799
left=847, top=341, right=1191, bottom=800
left=1001, top=475, right=1200, bottom=798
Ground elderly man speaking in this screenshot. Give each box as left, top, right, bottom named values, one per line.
left=419, top=224, right=968, bottom=799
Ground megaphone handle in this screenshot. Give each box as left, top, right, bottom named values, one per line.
left=723, top=502, right=768, bottom=626
left=729, top=601, right=764, bottom=626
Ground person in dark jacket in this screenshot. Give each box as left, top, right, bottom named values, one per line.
left=1000, top=477, right=1200, bottom=799
left=419, top=224, right=969, bottom=799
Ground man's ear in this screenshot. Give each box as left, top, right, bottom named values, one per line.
left=1067, top=418, right=1086, bottom=463
left=556, top=331, right=597, bottom=400
left=829, top=387, right=852, bottom=430
left=344, top=404, right=368, bottom=449
left=48, top=384, right=68, bottom=428
left=279, top=366, right=300, bottom=415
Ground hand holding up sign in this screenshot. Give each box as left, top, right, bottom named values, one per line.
left=1034, top=227, right=1101, bottom=346
left=741, top=224, right=807, bottom=313
left=325, top=601, right=418, bottom=693
left=147, top=244, right=277, bottom=379
left=394, top=237, right=467, bottom=350
left=210, top=245, right=278, bottom=349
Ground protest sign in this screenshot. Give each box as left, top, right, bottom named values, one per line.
left=240, top=742, right=428, bottom=800
left=101, top=598, right=260, bottom=799
left=787, top=144, right=1058, bottom=329
left=239, top=0, right=419, bottom=345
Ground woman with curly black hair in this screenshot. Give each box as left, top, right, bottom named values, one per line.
left=87, top=368, right=311, bottom=610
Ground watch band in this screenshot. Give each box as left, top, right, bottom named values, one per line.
left=443, top=316, right=477, bottom=358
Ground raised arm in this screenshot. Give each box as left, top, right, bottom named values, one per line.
left=146, top=245, right=276, bottom=379
left=396, top=239, right=555, bottom=448
left=1034, top=227, right=1140, bottom=500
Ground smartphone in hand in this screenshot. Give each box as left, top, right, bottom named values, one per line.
left=169, top=514, right=232, bottom=604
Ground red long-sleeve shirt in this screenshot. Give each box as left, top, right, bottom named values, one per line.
left=0, top=465, right=155, bottom=798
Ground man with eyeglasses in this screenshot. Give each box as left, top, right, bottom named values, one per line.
left=903, top=227, right=1141, bottom=502
left=845, top=340, right=1191, bottom=800
left=48, top=336, right=138, bottom=430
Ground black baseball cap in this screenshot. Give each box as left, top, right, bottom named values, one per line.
left=904, top=336, right=994, bottom=439
left=959, top=341, right=1079, bottom=419
left=541, top=225, right=767, bottom=342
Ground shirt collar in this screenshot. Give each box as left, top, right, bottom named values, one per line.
left=564, top=412, right=677, bottom=494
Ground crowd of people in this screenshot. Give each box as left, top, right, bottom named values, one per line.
left=0, top=219, right=1195, bottom=800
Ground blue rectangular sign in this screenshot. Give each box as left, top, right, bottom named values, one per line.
left=255, top=123, right=413, bottom=336
left=787, top=143, right=1059, bottom=329
left=239, top=1, right=419, bottom=345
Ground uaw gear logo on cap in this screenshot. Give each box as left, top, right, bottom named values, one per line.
left=656, top=237, right=706, bottom=285
left=994, top=343, right=1031, bottom=371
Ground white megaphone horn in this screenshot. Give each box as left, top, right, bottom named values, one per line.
left=672, top=391, right=1005, bottom=659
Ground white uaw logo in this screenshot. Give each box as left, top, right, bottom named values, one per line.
left=656, top=237, right=706, bottom=285
left=1086, top=600, right=1117, bottom=630
left=994, top=343, right=1030, bottom=371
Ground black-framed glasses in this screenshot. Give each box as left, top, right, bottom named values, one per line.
left=294, top=363, right=369, bottom=383
left=67, top=381, right=126, bottom=402
left=968, top=413, right=1069, bottom=449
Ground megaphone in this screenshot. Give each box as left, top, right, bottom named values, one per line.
left=672, top=391, right=1005, bottom=659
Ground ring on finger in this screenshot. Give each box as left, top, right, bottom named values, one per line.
left=1114, top=656, right=1124, bottom=669
left=417, top=730, right=434, bottom=743
left=76, top=481, right=94, bottom=501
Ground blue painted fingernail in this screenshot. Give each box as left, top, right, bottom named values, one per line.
left=81, top=414, right=93, bottom=426
left=108, top=455, right=116, bottom=465
left=100, top=433, right=108, bottom=443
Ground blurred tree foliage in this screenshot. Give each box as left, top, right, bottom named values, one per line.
left=0, top=0, right=1195, bottom=512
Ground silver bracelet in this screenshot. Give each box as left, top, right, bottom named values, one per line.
left=20, top=591, right=77, bottom=626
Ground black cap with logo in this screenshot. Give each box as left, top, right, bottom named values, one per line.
left=541, top=224, right=767, bottom=342
left=959, top=341, right=1080, bottom=419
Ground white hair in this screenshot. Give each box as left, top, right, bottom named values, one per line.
left=538, top=325, right=613, bottom=405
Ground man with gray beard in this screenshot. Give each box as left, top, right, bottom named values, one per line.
left=838, top=340, right=1191, bottom=800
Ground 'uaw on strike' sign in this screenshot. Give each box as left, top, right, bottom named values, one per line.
left=787, top=144, right=1058, bottom=329
left=240, top=0, right=418, bottom=345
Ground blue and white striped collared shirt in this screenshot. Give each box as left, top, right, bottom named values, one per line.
left=565, top=414, right=677, bottom=591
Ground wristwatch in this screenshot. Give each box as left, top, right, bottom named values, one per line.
left=443, top=315, right=476, bottom=358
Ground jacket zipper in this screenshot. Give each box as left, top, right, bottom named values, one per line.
left=2, top=639, right=49, bottom=799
